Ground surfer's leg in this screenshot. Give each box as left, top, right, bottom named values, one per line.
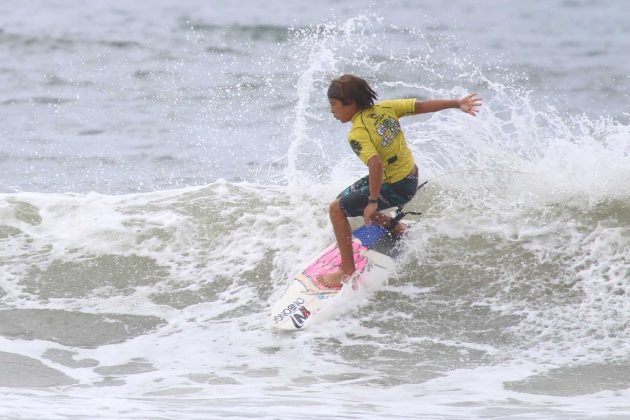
left=318, top=199, right=355, bottom=288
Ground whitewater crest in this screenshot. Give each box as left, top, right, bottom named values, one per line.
left=1, top=3, right=630, bottom=418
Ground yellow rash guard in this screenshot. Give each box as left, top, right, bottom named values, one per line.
left=347, top=98, right=416, bottom=183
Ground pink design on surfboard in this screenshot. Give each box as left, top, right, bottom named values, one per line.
left=303, top=240, right=368, bottom=289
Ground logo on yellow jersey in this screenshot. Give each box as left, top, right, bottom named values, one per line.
left=349, top=140, right=362, bottom=156
left=376, top=117, right=400, bottom=147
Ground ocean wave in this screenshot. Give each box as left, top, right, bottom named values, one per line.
left=2, top=2, right=630, bottom=416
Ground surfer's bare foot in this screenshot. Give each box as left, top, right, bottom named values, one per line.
left=317, top=271, right=349, bottom=288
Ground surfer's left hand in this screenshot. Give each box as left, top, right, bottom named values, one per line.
left=363, top=202, right=377, bottom=225
left=459, top=93, right=482, bottom=116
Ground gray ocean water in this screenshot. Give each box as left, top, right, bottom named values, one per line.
left=1, top=1, right=630, bottom=419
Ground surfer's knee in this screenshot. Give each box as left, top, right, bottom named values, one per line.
left=329, top=199, right=344, bottom=217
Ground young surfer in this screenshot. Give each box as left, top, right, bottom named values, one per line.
left=319, top=74, right=482, bottom=288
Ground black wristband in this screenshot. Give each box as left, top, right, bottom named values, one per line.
left=368, top=197, right=379, bottom=203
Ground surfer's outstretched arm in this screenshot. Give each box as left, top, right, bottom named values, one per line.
left=414, top=93, right=482, bottom=116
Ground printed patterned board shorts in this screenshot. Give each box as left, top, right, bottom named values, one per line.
left=337, top=166, right=419, bottom=217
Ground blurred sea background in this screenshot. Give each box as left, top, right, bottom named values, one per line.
left=1, top=0, right=629, bottom=418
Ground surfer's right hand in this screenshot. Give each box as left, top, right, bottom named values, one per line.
left=363, top=202, right=377, bottom=225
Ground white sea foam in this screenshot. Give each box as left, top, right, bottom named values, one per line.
left=1, top=2, right=630, bottom=419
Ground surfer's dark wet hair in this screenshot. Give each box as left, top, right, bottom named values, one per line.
left=327, top=74, right=378, bottom=110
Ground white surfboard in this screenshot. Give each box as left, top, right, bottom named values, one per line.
left=270, top=223, right=409, bottom=330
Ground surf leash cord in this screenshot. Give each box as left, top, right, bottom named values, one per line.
left=388, top=168, right=533, bottom=229
left=389, top=180, right=428, bottom=229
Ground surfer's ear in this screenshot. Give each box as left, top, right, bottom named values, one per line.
left=342, top=99, right=355, bottom=107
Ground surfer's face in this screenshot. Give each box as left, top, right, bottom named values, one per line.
left=329, top=98, right=357, bottom=123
